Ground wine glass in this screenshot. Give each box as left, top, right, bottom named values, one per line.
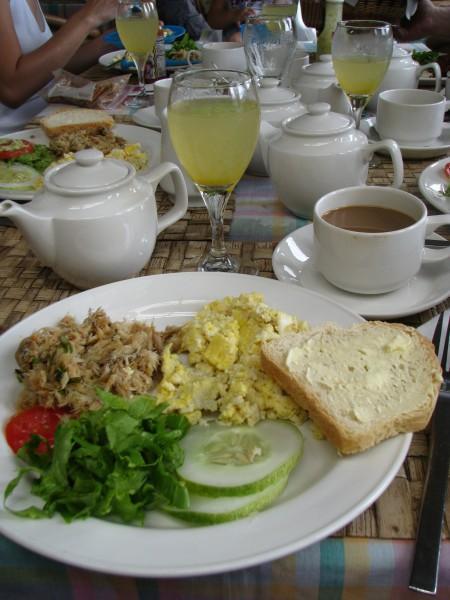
left=332, top=20, right=393, bottom=129
left=116, top=0, right=159, bottom=108
left=168, top=69, right=260, bottom=273
left=243, top=14, right=296, bottom=87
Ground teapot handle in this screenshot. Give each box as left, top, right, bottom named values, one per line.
left=141, top=162, right=188, bottom=234
left=416, top=62, right=442, bottom=93
left=363, top=139, right=404, bottom=188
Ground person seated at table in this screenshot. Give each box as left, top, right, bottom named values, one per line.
left=156, top=0, right=220, bottom=40
left=200, top=0, right=255, bottom=41
left=0, top=0, right=119, bottom=134
left=395, top=0, right=450, bottom=73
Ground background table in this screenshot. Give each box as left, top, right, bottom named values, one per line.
left=0, top=129, right=449, bottom=597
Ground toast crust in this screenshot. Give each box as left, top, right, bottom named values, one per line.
left=261, top=322, right=442, bottom=455
left=40, top=109, right=114, bottom=138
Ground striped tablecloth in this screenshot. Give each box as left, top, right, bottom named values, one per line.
left=1, top=535, right=450, bottom=599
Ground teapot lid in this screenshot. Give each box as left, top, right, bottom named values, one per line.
left=283, top=102, right=353, bottom=136
left=47, top=149, right=133, bottom=193
left=302, top=54, right=336, bottom=77
left=258, top=81, right=299, bottom=105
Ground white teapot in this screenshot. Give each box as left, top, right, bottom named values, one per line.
left=0, top=149, right=188, bottom=289
left=367, top=44, right=442, bottom=111
left=292, top=55, right=351, bottom=115
left=259, top=103, right=404, bottom=219
left=247, top=80, right=306, bottom=176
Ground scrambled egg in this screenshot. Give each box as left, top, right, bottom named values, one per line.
left=157, top=293, right=309, bottom=426
left=57, top=143, right=149, bottom=172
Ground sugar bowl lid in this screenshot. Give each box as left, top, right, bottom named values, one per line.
left=46, top=148, right=134, bottom=194
left=282, top=102, right=353, bottom=136
left=302, top=54, right=336, bottom=78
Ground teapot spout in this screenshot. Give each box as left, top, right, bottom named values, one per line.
left=0, top=200, right=55, bottom=267
left=259, top=121, right=282, bottom=175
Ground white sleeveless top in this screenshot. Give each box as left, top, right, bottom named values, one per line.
left=0, top=0, right=52, bottom=134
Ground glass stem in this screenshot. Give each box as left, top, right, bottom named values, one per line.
left=132, top=54, right=148, bottom=93
left=349, top=95, right=369, bottom=129
left=202, top=190, right=230, bottom=258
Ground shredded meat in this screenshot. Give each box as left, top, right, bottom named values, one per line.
left=15, top=309, right=170, bottom=413
left=48, top=128, right=126, bottom=156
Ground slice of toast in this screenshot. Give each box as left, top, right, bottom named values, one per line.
left=40, top=109, right=114, bottom=138
left=261, top=322, right=442, bottom=454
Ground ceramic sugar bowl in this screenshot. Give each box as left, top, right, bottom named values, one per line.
left=292, top=55, right=351, bottom=115
left=247, top=80, right=306, bottom=176
left=0, top=149, right=188, bottom=289
left=259, top=103, right=404, bottom=219
left=367, top=43, right=442, bottom=111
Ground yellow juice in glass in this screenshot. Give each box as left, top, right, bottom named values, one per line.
left=116, top=15, right=158, bottom=56
left=168, top=98, right=260, bottom=190
left=262, top=3, right=297, bottom=17
left=332, top=56, right=390, bottom=96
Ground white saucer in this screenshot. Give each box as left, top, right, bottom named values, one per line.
left=419, top=157, right=450, bottom=214
left=132, top=106, right=161, bottom=130
left=361, top=116, right=450, bottom=159
left=272, top=224, right=450, bottom=319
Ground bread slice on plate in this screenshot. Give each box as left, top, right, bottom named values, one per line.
left=261, top=322, right=442, bottom=455
left=40, top=109, right=114, bottom=137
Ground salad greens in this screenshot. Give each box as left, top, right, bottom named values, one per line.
left=8, top=144, right=55, bottom=174
left=4, top=389, right=190, bottom=524
left=412, top=50, right=444, bottom=65
left=166, top=34, right=199, bottom=60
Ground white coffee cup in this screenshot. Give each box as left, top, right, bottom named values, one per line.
left=376, top=89, right=450, bottom=145
left=313, top=185, right=450, bottom=294
left=153, top=77, right=172, bottom=119
left=201, top=42, right=248, bottom=71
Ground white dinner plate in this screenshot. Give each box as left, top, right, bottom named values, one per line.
left=272, top=224, right=450, bottom=320
left=0, top=272, right=410, bottom=577
left=361, top=116, right=450, bottom=159
left=419, top=156, right=450, bottom=214
left=98, top=49, right=130, bottom=71
left=132, top=106, right=161, bottom=130
left=0, top=125, right=161, bottom=202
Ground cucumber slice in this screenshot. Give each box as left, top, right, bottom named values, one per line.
left=164, top=475, right=288, bottom=525
left=0, top=163, right=42, bottom=191
left=178, top=421, right=303, bottom=497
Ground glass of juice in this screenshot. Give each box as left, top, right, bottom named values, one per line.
left=116, top=0, right=159, bottom=108
left=243, top=14, right=296, bottom=86
left=332, top=20, right=393, bottom=129
left=168, top=69, right=260, bottom=273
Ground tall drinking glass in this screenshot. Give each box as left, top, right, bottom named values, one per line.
left=243, top=15, right=296, bottom=86
left=332, top=20, right=393, bottom=129
left=116, top=0, right=159, bottom=108
left=168, top=70, right=260, bottom=272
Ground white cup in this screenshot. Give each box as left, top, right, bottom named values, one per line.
left=153, top=77, right=172, bottom=119
left=201, top=42, right=248, bottom=71
left=376, top=88, right=450, bottom=144
left=313, top=185, right=450, bottom=294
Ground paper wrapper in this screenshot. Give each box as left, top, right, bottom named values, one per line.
left=42, top=70, right=131, bottom=110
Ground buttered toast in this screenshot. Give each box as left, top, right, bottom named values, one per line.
left=261, top=322, right=442, bottom=454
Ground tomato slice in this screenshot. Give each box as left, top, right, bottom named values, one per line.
left=0, top=139, right=34, bottom=161
left=4, top=406, right=66, bottom=454
left=444, top=162, right=450, bottom=179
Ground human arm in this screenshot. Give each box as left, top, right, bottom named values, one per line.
left=395, top=0, right=450, bottom=43
left=0, top=0, right=118, bottom=108
left=206, top=0, right=253, bottom=30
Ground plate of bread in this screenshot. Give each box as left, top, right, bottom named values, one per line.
left=0, top=273, right=441, bottom=577
left=0, top=109, right=161, bottom=201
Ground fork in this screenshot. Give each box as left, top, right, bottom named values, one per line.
left=409, top=312, right=450, bottom=595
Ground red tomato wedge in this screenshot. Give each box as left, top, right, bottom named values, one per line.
left=0, top=139, right=34, bottom=161
left=5, top=406, right=66, bottom=454
left=444, top=162, right=450, bottom=179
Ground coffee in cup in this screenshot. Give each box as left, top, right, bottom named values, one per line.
left=376, top=88, right=450, bottom=145
left=313, top=185, right=450, bottom=294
